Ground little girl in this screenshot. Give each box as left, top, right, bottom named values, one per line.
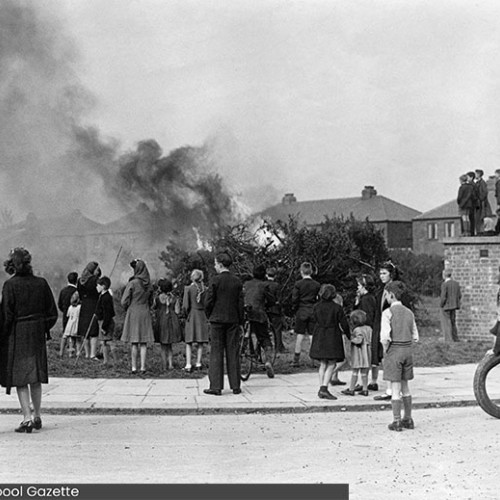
left=60, top=291, right=81, bottom=358
left=341, top=310, right=372, bottom=396
left=309, top=284, right=350, bottom=400
left=154, top=279, right=183, bottom=371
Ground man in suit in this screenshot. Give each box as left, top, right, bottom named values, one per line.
left=440, top=269, right=461, bottom=342
left=204, top=252, right=244, bottom=396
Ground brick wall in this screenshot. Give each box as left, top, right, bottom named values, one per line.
left=443, top=236, right=500, bottom=340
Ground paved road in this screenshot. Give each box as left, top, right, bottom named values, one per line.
left=0, top=407, right=498, bottom=499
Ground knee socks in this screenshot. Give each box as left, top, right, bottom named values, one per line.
left=391, top=399, right=402, bottom=422
left=402, top=395, right=412, bottom=419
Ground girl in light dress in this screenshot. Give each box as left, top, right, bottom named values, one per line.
left=60, top=292, right=81, bottom=358
left=341, top=310, right=372, bottom=396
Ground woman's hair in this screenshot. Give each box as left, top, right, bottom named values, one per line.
left=190, top=269, right=204, bottom=283
left=379, top=261, right=400, bottom=280
left=350, top=309, right=367, bottom=327
left=4, top=247, right=33, bottom=276
left=356, top=274, right=376, bottom=293
left=318, top=283, right=336, bottom=301
left=158, top=278, right=173, bottom=294
left=70, top=291, right=80, bottom=307
left=253, top=265, right=266, bottom=280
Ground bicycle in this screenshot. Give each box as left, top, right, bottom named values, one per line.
left=240, top=310, right=277, bottom=381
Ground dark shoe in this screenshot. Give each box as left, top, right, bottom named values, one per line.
left=233, top=388, right=242, bottom=395
left=367, top=383, right=379, bottom=391
left=265, top=362, right=275, bottom=378
left=96, top=352, right=104, bottom=360
left=341, top=389, right=355, bottom=396
left=318, top=389, right=337, bottom=400
left=131, top=369, right=138, bottom=375
left=203, top=389, right=222, bottom=396
left=195, top=365, right=202, bottom=371
left=374, top=394, right=392, bottom=401
left=359, top=390, right=369, bottom=397
left=15, top=421, right=33, bottom=433
left=354, top=384, right=363, bottom=392
left=32, top=417, right=42, bottom=430
left=388, top=420, right=403, bottom=432
left=330, top=379, right=347, bottom=386
left=139, top=369, right=147, bottom=376
left=402, top=417, right=415, bottom=429
left=182, top=366, right=193, bottom=373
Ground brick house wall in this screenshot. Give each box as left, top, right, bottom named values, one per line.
left=443, top=236, right=499, bottom=340
left=413, top=218, right=461, bottom=255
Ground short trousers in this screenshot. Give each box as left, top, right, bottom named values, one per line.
left=382, top=347, right=414, bottom=381
left=295, top=316, right=315, bottom=335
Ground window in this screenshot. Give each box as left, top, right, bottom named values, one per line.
left=444, top=221, right=455, bottom=238
left=427, top=223, right=438, bottom=240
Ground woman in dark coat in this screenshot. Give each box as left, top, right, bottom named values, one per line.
left=77, top=261, right=101, bottom=359
left=120, top=259, right=154, bottom=374
left=0, top=248, right=58, bottom=433
left=309, top=284, right=350, bottom=400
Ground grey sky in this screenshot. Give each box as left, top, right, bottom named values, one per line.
left=44, top=0, right=500, bottom=213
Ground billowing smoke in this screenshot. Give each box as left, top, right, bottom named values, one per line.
left=0, top=0, right=241, bottom=250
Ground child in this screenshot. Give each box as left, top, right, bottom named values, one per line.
left=58, top=271, right=78, bottom=333
left=292, top=262, right=321, bottom=367
left=309, top=284, right=350, bottom=400
left=95, top=276, right=117, bottom=366
left=341, top=310, right=372, bottom=396
left=380, top=281, right=419, bottom=431
left=59, top=291, right=81, bottom=358
left=154, top=279, right=182, bottom=371
left=182, top=269, right=209, bottom=372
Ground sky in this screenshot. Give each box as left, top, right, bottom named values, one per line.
left=4, top=0, right=500, bottom=220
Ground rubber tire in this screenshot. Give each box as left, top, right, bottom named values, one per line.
left=473, top=353, right=500, bottom=419
left=240, top=328, right=253, bottom=382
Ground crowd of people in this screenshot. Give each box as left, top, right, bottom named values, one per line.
left=457, top=168, right=500, bottom=236
left=0, top=247, right=420, bottom=434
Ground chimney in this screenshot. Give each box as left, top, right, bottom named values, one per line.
left=361, top=186, right=377, bottom=200
left=282, top=193, right=297, bottom=205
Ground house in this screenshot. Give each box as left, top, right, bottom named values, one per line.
left=259, top=186, right=421, bottom=249
left=413, top=177, right=498, bottom=255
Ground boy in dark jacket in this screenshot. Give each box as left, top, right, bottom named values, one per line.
left=292, top=262, right=321, bottom=367
left=96, top=276, right=116, bottom=366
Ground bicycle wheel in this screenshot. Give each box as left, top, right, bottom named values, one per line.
left=473, top=352, right=500, bottom=419
left=240, top=326, right=253, bottom=381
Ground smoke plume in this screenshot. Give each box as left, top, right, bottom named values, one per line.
left=0, top=0, right=240, bottom=241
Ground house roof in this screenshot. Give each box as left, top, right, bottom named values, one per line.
left=259, top=192, right=421, bottom=225
left=5, top=210, right=107, bottom=238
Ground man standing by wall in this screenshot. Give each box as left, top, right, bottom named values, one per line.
left=440, top=269, right=461, bottom=342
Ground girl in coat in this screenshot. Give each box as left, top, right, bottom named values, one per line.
left=309, top=284, right=350, bottom=400
left=182, top=269, right=209, bottom=372
left=120, top=259, right=154, bottom=374
left=154, top=279, right=182, bottom=371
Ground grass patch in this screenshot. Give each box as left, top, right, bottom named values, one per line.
left=47, top=296, right=492, bottom=378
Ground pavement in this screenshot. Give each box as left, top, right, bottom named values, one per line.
left=0, top=363, right=492, bottom=415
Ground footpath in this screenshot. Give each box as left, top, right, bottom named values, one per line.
left=0, top=363, right=490, bottom=415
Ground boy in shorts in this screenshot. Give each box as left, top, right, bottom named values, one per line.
left=380, top=281, right=419, bottom=431
left=292, top=262, right=321, bottom=367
